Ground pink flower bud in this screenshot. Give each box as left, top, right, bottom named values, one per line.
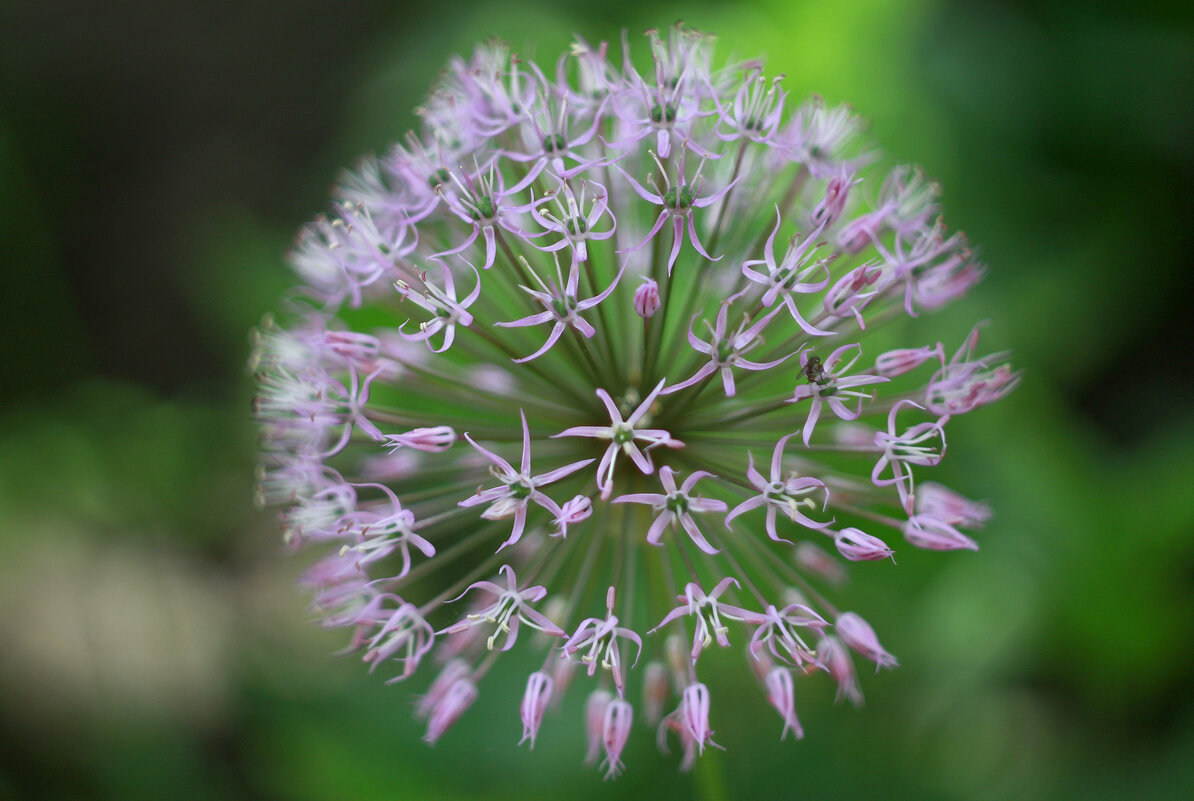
left=832, top=421, right=876, bottom=448
left=816, top=635, right=863, bottom=706
left=642, top=661, right=670, bottom=724
left=823, top=261, right=886, bottom=328
left=811, top=168, right=855, bottom=227
left=423, top=676, right=477, bottom=743
left=835, top=209, right=885, bottom=254
left=833, top=527, right=895, bottom=562
left=794, top=541, right=847, bottom=586
left=903, top=514, right=979, bottom=551
left=633, top=278, right=661, bottom=318
left=553, top=494, right=593, bottom=537
left=416, top=659, right=471, bottom=720
left=519, top=671, right=554, bottom=747
left=835, top=612, right=898, bottom=670
left=665, top=633, right=687, bottom=676
left=548, top=654, right=576, bottom=707
left=764, top=667, right=804, bottom=740
left=681, top=683, right=713, bottom=753
left=359, top=451, right=419, bottom=481
left=385, top=425, right=456, bottom=452
left=583, top=689, right=613, bottom=765
left=601, top=698, right=634, bottom=779
left=916, top=482, right=991, bottom=528
left=325, top=329, right=382, bottom=366
left=875, top=343, right=944, bottom=377
left=468, top=364, right=517, bottom=395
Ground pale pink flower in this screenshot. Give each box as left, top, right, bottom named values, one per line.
left=650, top=578, right=763, bottom=663
left=396, top=259, right=482, bottom=353
left=417, top=658, right=471, bottom=723
left=680, top=682, right=715, bottom=754
left=725, top=433, right=830, bottom=542
left=872, top=400, right=949, bottom=514
left=663, top=297, right=790, bottom=398
left=741, top=212, right=835, bottom=337
left=361, top=598, right=436, bottom=680
left=432, top=160, right=544, bottom=271
left=460, top=410, right=594, bottom=550
left=554, top=379, right=682, bottom=499
left=748, top=601, right=828, bottom=667
left=925, top=324, right=1020, bottom=415
left=789, top=344, right=889, bottom=446
left=340, top=484, right=436, bottom=579
left=615, top=151, right=733, bottom=274
left=440, top=565, right=566, bottom=651
left=875, top=343, right=945, bottom=378
left=529, top=179, right=617, bottom=263
left=613, top=466, right=728, bottom=554
left=712, top=67, right=787, bottom=145
left=495, top=256, right=624, bottom=363
left=562, top=587, right=643, bottom=696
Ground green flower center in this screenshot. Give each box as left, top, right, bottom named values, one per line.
left=665, top=494, right=688, bottom=514
left=663, top=186, right=695, bottom=210
left=650, top=103, right=677, bottom=124
left=470, top=195, right=496, bottom=220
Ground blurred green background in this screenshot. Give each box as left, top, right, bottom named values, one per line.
left=1, top=0, right=1192, bottom=799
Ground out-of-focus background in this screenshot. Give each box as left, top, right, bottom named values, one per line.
left=1, top=0, right=1192, bottom=798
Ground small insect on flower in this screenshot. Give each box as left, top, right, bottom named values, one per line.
left=254, top=23, right=1014, bottom=778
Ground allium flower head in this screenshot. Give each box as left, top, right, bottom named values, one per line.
left=253, top=26, right=1015, bottom=777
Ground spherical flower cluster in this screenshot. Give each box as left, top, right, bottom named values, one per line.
left=252, top=26, right=1017, bottom=778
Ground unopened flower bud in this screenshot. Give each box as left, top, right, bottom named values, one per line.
left=835, top=611, right=898, bottom=670
left=811, top=168, right=855, bottom=228
left=385, top=425, right=456, bottom=452
left=794, top=541, right=847, bottom=585
left=519, top=671, right=554, bottom=747
left=550, top=654, right=577, bottom=704
left=416, top=659, right=471, bottom=720
left=875, top=343, right=944, bottom=377
left=833, top=527, right=895, bottom=562
left=816, top=635, right=863, bottom=706
left=553, top=494, right=592, bottom=537
left=681, top=683, right=713, bottom=753
left=917, top=482, right=990, bottom=528
left=584, top=689, right=613, bottom=765
left=634, top=278, right=661, bottom=318
left=601, top=698, right=634, bottom=779
left=903, top=513, right=979, bottom=551
left=423, top=677, right=477, bottom=743
left=643, top=661, right=670, bottom=724
left=764, top=667, right=803, bottom=740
